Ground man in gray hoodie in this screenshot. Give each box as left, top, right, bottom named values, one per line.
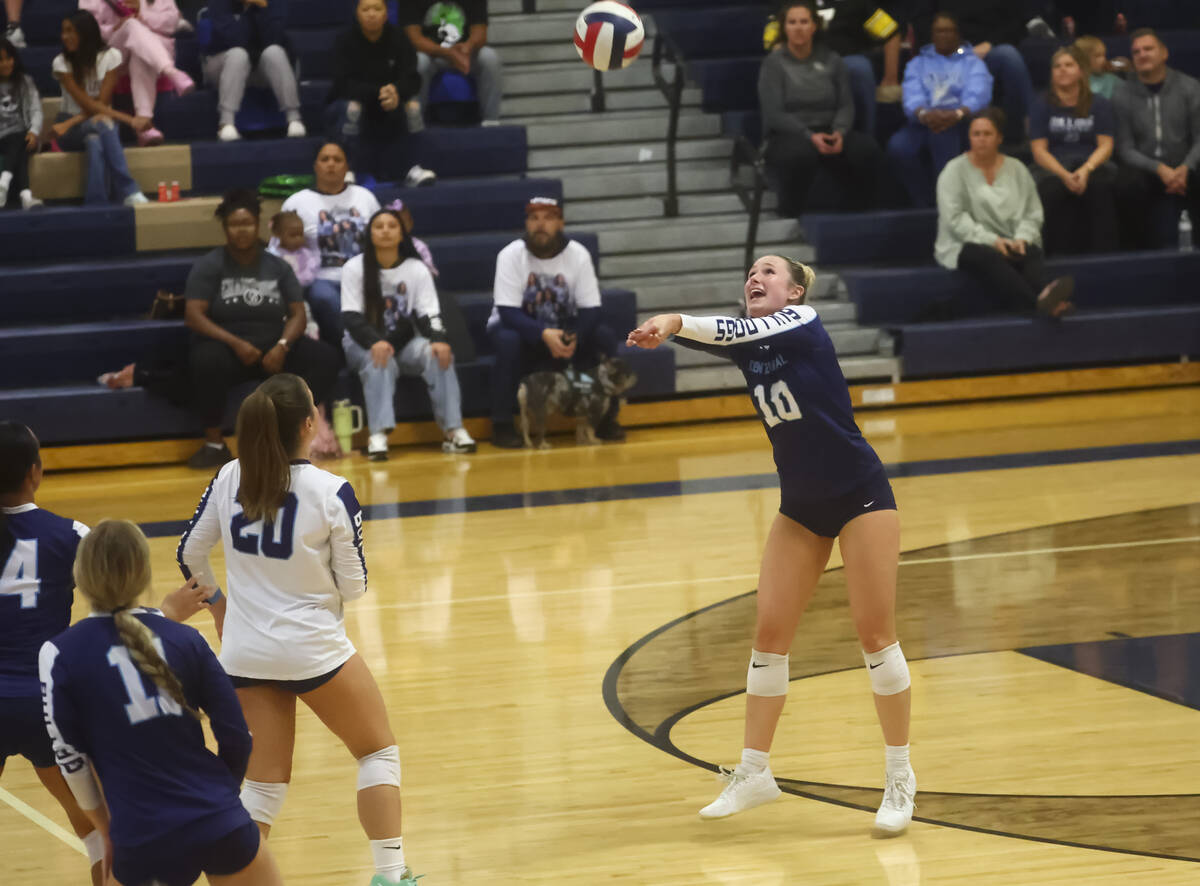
left=1112, top=28, right=1200, bottom=249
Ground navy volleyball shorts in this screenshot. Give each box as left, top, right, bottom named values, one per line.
left=229, top=662, right=344, bottom=694
left=780, top=468, right=897, bottom=538
left=0, top=695, right=55, bottom=768
left=113, top=819, right=260, bottom=886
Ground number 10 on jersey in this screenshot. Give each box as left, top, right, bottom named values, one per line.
left=753, top=381, right=802, bottom=427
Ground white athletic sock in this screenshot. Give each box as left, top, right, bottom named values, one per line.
left=736, top=747, right=770, bottom=775
left=885, top=744, right=910, bottom=775
left=205, top=441, right=224, bottom=450
left=369, top=837, right=407, bottom=882
left=0, top=170, right=11, bottom=204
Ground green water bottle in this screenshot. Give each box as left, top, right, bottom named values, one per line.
left=332, top=400, right=364, bottom=453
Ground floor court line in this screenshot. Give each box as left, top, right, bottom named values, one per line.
left=361, top=534, right=1200, bottom=612
left=0, top=785, right=85, bottom=857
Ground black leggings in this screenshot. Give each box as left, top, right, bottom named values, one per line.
left=1036, top=166, right=1119, bottom=256
left=189, top=336, right=341, bottom=428
left=765, top=129, right=882, bottom=214
left=957, top=242, right=1049, bottom=314
left=0, top=132, right=31, bottom=204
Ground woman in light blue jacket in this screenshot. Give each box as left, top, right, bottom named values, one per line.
left=886, top=11, right=992, bottom=208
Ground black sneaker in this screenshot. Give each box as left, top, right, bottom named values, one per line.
left=491, top=423, right=525, bottom=449
left=594, top=418, right=626, bottom=442
left=187, top=442, right=232, bottom=469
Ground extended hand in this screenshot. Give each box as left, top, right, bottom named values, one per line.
left=626, top=314, right=682, bottom=348
left=159, top=576, right=215, bottom=622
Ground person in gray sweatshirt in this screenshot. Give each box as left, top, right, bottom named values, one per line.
left=1112, top=28, right=1200, bottom=249
left=757, top=0, right=884, bottom=215
left=0, top=37, right=42, bottom=209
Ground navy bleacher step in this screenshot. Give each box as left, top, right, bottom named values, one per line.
left=689, top=57, right=762, bottom=113
left=0, top=255, right=197, bottom=325
left=0, top=319, right=186, bottom=387
left=654, top=6, right=769, bottom=60
left=801, top=210, right=938, bottom=266
left=0, top=205, right=135, bottom=263
left=895, top=305, right=1200, bottom=378
left=289, top=0, right=356, bottom=28
left=842, top=251, right=1200, bottom=326
left=375, top=178, right=562, bottom=236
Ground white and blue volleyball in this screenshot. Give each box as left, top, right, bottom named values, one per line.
left=574, top=2, right=645, bottom=71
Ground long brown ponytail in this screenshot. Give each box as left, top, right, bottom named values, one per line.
left=235, top=373, right=313, bottom=522
left=74, top=520, right=199, bottom=719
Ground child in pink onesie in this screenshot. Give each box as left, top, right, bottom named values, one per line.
left=78, top=0, right=193, bottom=145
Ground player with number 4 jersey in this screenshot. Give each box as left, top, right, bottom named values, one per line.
left=627, top=255, right=916, bottom=836
left=178, top=373, right=420, bottom=886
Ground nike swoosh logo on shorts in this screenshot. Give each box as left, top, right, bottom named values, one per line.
left=864, top=500, right=875, bottom=507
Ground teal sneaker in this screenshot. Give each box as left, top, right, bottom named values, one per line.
left=369, top=872, right=423, bottom=886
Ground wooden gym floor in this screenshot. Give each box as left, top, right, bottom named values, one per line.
left=3, top=385, right=1200, bottom=885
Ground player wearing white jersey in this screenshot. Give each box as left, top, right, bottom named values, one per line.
left=177, top=373, right=420, bottom=886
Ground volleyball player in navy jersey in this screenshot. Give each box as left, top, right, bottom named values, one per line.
left=177, top=373, right=420, bottom=886
left=627, top=255, right=916, bottom=835
left=0, top=421, right=214, bottom=883
left=39, top=518, right=285, bottom=885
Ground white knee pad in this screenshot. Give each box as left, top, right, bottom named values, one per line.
left=240, top=779, right=288, bottom=825
left=863, top=641, right=910, bottom=696
left=357, top=744, right=401, bottom=791
left=82, top=829, right=105, bottom=865
left=746, top=649, right=790, bottom=697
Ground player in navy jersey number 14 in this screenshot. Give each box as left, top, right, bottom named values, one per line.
left=178, top=374, right=421, bottom=886
left=39, top=519, right=284, bottom=885
left=0, top=421, right=215, bottom=884
left=627, top=255, right=916, bottom=835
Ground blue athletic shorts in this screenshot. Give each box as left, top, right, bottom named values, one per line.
left=113, top=819, right=260, bottom=886
left=0, top=695, right=55, bottom=768
left=779, top=467, right=896, bottom=538
left=229, top=662, right=344, bottom=694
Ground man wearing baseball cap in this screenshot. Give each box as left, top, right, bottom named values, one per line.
left=486, top=196, right=624, bottom=448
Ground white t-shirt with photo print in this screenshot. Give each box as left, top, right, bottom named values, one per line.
left=279, top=185, right=382, bottom=283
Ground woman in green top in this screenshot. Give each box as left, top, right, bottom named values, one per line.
left=934, top=108, right=1075, bottom=318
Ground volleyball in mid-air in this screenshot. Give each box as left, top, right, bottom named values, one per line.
left=574, top=2, right=645, bottom=71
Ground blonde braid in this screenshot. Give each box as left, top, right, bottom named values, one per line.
left=113, top=609, right=201, bottom=720
left=784, top=257, right=815, bottom=304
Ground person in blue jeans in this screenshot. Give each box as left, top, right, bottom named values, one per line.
left=887, top=12, right=992, bottom=207
left=50, top=11, right=150, bottom=205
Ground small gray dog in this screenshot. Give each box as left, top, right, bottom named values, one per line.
left=517, top=358, right=638, bottom=449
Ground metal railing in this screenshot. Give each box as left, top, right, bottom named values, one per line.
left=730, top=129, right=769, bottom=272
left=650, top=31, right=686, bottom=218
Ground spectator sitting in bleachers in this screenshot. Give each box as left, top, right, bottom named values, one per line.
left=758, top=0, right=884, bottom=215
left=0, top=37, right=42, bottom=209
left=184, top=188, right=342, bottom=468
left=935, top=108, right=1075, bottom=318
left=887, top=11, right=992, bottom=208
left=1112, top=28, right=1200, bottom=250
left=202, top=0, right=305, bottom=142
left=931, top=0, right=1036, bottom=145
left=488, top=196, right=623, bottom=449
left=50, top=10, right=150, bottom=205
left=79, top=0, right=194, bottom=146
left=276, top=142, right=381, bottom=350
left=814, top=0, right=904, bottom=139
left=330, top=0, right=434, bottom=186
left=340, top=207, right=475, bottom=460
left=1073, top=34, right=1124, bottom=99
left=401, top=0, right=502, bottom=126
left=1029, top=47, right=1118, bottom=255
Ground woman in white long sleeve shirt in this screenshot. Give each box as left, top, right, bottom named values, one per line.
left=176, top=372, right=421, bottom=886
left=934, top=108, right=1075, bottom=317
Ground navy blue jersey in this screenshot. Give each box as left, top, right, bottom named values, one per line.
left=40, top=610, right=251, bottom=850
left=673, top=306, right=883, bottom=500
left=0, top=505, right=87, bottom=698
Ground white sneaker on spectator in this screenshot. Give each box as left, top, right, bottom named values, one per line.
left=217, top=124, right=241, bottom=142
left=442, top=427, right=476, bottom=454
left=368, top=432, right=389, bottom=462
left=20, top=190, right=43, bottom=210
left=699, top=765, right=781, bottom=819
left=287, top=120, right=307, bottom=138
left=5, top=25, right=25, bottom=48
left=874, top=767, right=917, bottom=836
left=123, top=191, right=149, bottom=206
left=404, top=164, right=437, bottom=187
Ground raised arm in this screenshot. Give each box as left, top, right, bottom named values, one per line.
left=629, top=306, right=818, bottom=355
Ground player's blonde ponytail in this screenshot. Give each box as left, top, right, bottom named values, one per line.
left=785, top=257, right=815, bottom=304
left=236, top=374, right=313, bottom=523
left=74, top=520, right=199, bottom=720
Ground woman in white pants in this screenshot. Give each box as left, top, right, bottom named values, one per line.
left=341, top=207, right=475, bottom=459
